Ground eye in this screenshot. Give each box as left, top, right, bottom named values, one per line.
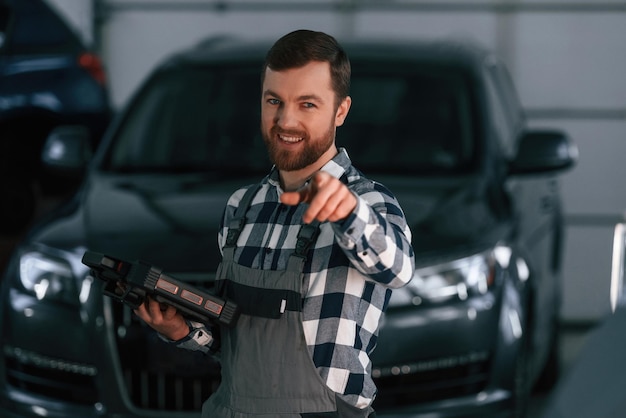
left=267, top=98, right=281, bottom=105
left=302, top=102, right=316, bottom=109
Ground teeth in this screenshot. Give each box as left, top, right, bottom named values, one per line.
left=280, top=134, right=303, bottom=143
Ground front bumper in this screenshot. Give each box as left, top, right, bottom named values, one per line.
left=377, top=389, right=511, bottom=417
left=0, top=275, right=525, bottom=418
left=0, top=389, right=106, bottom=418
left=372, top=283, right=525, bottom=417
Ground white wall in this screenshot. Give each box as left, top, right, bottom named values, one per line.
left=48, top=0, right=626, bottom=323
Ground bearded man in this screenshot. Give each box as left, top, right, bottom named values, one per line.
left=135, top=29, right=415, bottom=418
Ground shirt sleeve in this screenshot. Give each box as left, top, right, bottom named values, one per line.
left=332, top=181, right=415, bottom=289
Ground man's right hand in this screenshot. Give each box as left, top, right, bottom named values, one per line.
left=280, top=171, right=357, bottom=224
left=134, top=297, right=189, bottom=341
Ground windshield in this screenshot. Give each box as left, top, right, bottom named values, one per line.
left=104, top=63, right=476, bottom=175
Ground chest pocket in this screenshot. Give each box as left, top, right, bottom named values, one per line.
left=223, top=275, right=303, bottom=319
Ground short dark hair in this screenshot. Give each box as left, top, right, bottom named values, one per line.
left=262, top=29, right=351, bottom=103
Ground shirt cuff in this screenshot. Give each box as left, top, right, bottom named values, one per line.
left=333, top=195, right=367, bottom=248
left=158, top=321, right=214, bottom=348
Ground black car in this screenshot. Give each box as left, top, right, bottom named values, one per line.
left=0, top=35, right=577, bottom=417
left=0, top=0, right=111, bottom=234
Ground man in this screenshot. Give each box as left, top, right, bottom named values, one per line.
left=135, top=29, right=415, bottom=417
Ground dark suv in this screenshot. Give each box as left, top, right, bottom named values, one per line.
left=0, top=35, right=577, bottom=417
left=0, top=0, right=111, bottom=234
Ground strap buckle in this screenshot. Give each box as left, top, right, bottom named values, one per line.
left=294, top=222, right=320, bottom=258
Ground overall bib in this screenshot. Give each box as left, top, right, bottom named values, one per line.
left=202, top=185, right=375, bottom=418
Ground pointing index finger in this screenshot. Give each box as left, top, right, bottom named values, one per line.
left=280, top=176, right=317, bottom=206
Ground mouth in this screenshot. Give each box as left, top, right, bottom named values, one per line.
left=278, top=133, right=304, bottom=144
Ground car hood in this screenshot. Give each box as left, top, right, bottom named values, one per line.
left=29, top=172, right=258, bottom=274
left=373, top=175, right=510, bottom=264
left=30, top=172, right=509, bottom=275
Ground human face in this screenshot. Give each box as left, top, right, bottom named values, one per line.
left=261, top=61, right=351, bottom=174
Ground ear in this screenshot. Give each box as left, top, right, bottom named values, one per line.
left=335, top=96, right=352, bottom=127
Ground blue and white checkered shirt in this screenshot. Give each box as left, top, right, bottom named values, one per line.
left=177, top=148, right=414, bottom=408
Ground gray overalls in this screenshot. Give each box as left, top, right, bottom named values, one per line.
left=202, top=185, right=376, bottom=418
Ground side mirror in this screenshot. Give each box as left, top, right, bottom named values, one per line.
left=41, top=125, right=92, bottom=173
left=509, top=130, right=578, bottom=175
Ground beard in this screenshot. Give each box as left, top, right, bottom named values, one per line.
left=262, top=123, right=336, bottom=172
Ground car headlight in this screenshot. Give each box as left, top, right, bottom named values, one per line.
left=19, top=251, right=79, bottom=305
left=389, top=250, right=498, bottom=308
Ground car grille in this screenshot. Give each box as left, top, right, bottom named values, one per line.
left=3, top=344, right=99, bottom=404
left=110, top=294, right=222, bottom=411
left=372, top=351, right=491, bottom=408
left=112, top=296, right=490, bottom=412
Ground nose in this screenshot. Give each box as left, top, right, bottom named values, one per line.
left=275, top=103, right=298, bottom=129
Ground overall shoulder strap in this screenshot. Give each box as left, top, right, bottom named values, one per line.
left=224, top=183, right=262, bottom=248
left=294, top=221, right=320, bottom=258
left=286, top=220, right=321, bottom=272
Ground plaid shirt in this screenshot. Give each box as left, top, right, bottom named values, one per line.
left=177, top=148, right=414, bottom=408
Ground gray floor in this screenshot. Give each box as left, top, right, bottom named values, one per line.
left=527, top=324, right=593, bottom=417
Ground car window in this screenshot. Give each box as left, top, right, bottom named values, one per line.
left=484, top=65, right=514, bottom=157
left=107, top=67, right=267, bottom=175
left=105, top=64, right=476, bottom=175
left=343, top=67, right=475, bottom=174
left=1, top=0, right=82, bottom=54
left=484, top=58, right=525, bottom=157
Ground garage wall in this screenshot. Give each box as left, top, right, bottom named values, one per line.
left=48, top=0, right=626, bottom=323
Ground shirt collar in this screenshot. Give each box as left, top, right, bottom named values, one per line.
left=267, top=147, right=352, bottom=190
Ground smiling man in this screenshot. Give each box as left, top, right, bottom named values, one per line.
left=135, top=29, right=415, bottom=417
